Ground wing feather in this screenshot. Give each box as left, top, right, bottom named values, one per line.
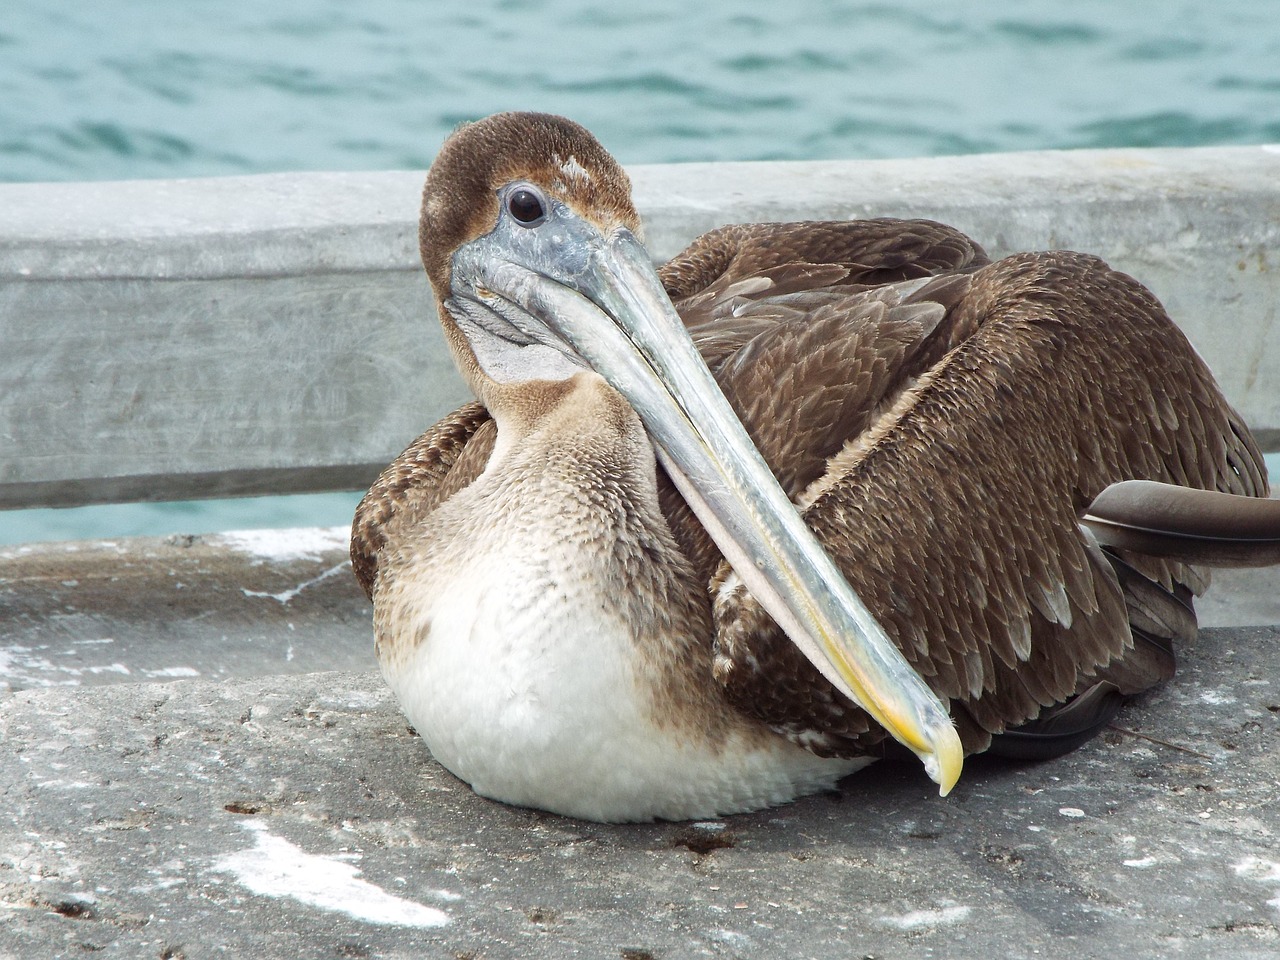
left=350, top=401, right=493, bottom=599
left=712, top=250, right=1270, bottom=755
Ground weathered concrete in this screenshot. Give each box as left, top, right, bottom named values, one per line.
left=3, top=145, right=1278, bottom=509
left=2, top=528, right=1276, bottom=697
left=0, top=528, right=374, bottom=694
left=2, top=634, right=1278, bottom=960
left=1, top=532, right=1279, bottom=959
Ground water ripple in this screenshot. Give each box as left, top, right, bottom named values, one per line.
left=1120, top=38, right=1207, bottom=62
left=1074, top=112, right=1263, bottom=149
left=993, top=20, right=1104, bottom=45
left=0, top=0, right=1278, bottom=182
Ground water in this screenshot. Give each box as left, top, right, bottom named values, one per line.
left=5, top=0, right=1279, bottom=181
left=2, top=0, right=1278, bottom=542
left=4, top=493, right=366, bottom=546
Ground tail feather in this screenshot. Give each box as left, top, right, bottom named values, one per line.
left=1082, top=480, right=1280, bottom=567
left=984, top=682, right=1127, bottom=761
left=1104, top=550, right=1197, bottom=651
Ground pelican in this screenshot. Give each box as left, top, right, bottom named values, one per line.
left=351, top=112, right=1279, bottom=822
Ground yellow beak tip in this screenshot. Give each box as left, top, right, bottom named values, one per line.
left=920, top=725, right=964, bottom=798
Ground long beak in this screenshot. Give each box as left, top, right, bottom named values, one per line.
left=477, top=227, right=963, bottom=794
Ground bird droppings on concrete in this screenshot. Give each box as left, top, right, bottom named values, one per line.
left=240, top=560, right=350, bottom=604
left=0, top=533, right=376, bottom=694
left=211, top=819, right=452, bottom=928
left=142, top=666, right=201, bottom=679
left=878, top=903, right=972, bottom=931
left=217, top=526, right=352, bottom=564
left=1234, top=858, right=1280, bottom=916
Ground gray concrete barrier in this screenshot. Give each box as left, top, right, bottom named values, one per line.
left=2, top=145, right=1278, bottom=510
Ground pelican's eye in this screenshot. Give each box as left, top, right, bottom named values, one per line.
left=507, top=187, right=547, bottom=226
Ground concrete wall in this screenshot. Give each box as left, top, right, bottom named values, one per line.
left=2, top=145, right=1278, bottom=510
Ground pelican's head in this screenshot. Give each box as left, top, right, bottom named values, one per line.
left=418, top=112, right=964, bottom=794
left=420, top=111, right=641, bottom=405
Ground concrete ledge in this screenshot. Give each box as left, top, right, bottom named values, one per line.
left=2, top=145, right=1278, bottom=509
left=2, top=629, right=1279, bottom=959
left=1, top=527, right=1275, bottom=697
left=1, top=531, right=1278, bottom=956
left=0, top=529, right=374, bottom=693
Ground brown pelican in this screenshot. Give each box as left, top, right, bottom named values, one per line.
left=351, top=112, right=1279, bottom=822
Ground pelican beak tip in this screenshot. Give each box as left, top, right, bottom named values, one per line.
left=925, top=726, right=964, bottom=797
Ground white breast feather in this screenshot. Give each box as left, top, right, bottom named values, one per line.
left=375, top=388, right=867, bottom=821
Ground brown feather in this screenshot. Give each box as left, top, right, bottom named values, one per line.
left=708, top=250, right=1270, bottom=755
left=1084, top=479, right=1280, bottom=565
left=351, top=400, right=491, bottom=600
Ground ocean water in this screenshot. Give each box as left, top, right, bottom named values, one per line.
left=6, top=0, right=1280, bottom=181
left=2, top=0, right=1278, bottom=542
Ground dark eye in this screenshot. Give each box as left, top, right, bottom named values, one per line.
left=507, top=188, right=546, bottom=226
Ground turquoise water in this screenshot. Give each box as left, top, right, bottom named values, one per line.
left=5, top=0, right=1279, bottom=181
left=2, top=1, right=1278, bottom=542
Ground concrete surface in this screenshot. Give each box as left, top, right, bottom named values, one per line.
left=3, top=146, right=1278, bottom=510
left=1, top=529, right=1276, bottom=695
left=0, top=529, right=374, bottom=694
left=1, top=532, right=1279, bottom=959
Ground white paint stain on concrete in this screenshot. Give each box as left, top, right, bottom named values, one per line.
left=1059, top=807, right=1086, bottom=818
left=0, top=644, right=134, bottom=690
left=879, top=904, right=972, bottom=930
left=1199, top=689, right=1236, bottom=705
left=242, top=561, right=348, bottom=604
left=1234, top=856, right=1280, bottom=913
left=217, top=526, right=349, bottom=563
left=212, top=819, right=451, bottom=928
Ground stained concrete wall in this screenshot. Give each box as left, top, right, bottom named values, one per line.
left=2, top=145, right=1279, bottom=509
